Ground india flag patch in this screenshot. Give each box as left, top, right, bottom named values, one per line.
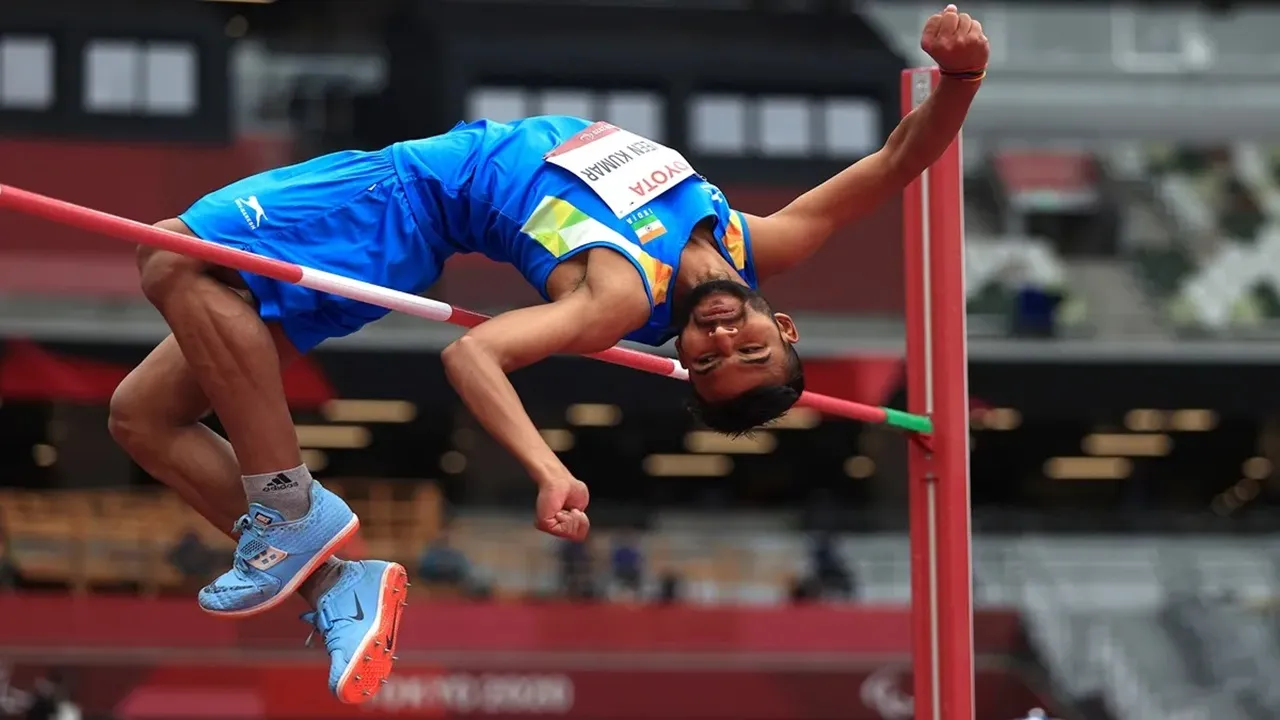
left=628, top=209, right=667, bottom=243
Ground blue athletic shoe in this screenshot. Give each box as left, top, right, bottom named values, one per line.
left=303, top=560, right=410, bottom=704
left=198, top=481, right=360, bottom=618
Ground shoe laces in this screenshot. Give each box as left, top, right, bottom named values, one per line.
left=301, top=609, right=327, bottom=648
left=229, top=514, right=269, bottom=577
left=301, top=601, right=349, bottom=648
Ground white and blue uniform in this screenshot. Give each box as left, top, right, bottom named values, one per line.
left=179, top=115, right=759, bottom=352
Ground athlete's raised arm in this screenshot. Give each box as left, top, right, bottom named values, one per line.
left=440, top=263, right=650, bottom=541
left=745, top=4, right=989, bottom=281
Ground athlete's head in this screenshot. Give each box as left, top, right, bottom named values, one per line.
left=672, top=279, right=804, bottom=435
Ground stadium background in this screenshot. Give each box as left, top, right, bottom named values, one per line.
left=3, top=0, right=1280, bottom=718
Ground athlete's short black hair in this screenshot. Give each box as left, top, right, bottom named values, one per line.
left=687, top=342, right=805, bottom=435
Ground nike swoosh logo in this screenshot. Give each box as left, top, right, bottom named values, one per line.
left=351, top=594, right=365, bottom=621
left=387, top=606, right=401, bottom=649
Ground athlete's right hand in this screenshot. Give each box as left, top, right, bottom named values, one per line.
left=535, top=476, right=591, bottom=541
left=921, top=4, right=988, bottom=74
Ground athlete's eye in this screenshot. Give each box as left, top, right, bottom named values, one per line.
left=740, top=346, right=765, bottom=354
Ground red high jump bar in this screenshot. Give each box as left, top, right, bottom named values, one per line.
left=0, top=185, right=931, bottom=432
left=902, top=67, right=975, bottom=720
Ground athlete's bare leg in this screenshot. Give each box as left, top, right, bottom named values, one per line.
left=111, top=218, right=349, bottom=606
left=108, top=331, right=341, bottom=607
left=113, top=208, right=403, bottom=703
left=135, top=219, right=300, bottom=477
left=109, top=319, right=407, bottom=701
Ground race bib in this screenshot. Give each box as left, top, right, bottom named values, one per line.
left=545, top=122, right=698, bottom=218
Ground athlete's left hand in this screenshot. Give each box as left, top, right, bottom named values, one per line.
left=920, top=4, right=989, bottom=73
left=535, top=475, right=591, bottom=541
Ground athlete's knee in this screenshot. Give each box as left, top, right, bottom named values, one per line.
left=110, top=337, right=214, bottom=457
left=138, top=227, right=204, bottom=307
left=107, top=374, right=154, bottom=455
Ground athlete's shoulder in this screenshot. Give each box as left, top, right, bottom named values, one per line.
left=511, top=115, right=594, bottom=133
left=495, top=115, right=598, bottom=148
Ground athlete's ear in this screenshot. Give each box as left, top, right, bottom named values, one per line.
left=774, top=313, right=799, bottom=343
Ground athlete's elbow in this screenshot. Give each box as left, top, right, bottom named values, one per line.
left=574, top=312, right=630, bottom=352
left=440, top=336, right=468, bottom=375
left=443, top=334, right=503, bottom=375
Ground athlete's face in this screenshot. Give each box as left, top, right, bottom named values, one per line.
left=673, top=280, right=799, bottom=402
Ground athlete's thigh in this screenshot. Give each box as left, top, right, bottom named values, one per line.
left=115, top=323, right=302, bottom=426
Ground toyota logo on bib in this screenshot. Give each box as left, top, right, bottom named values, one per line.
left=544, top=121, right=700, bottom=218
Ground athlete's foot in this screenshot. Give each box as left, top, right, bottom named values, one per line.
left=302, top=559, right=410, bottom=704
left=198, top=480, right=360, bottom=618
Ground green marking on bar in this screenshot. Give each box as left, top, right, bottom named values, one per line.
left=881, top=407, right=933, bottom=434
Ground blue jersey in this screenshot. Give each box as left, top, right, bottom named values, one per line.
left=180, top=115, right=759, bottom=353
left=389, top=116, right=760, bottom=346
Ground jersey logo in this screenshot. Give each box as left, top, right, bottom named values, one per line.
left=701, top=182, right=724, bottom=205
left=235, top=195, right=267, bottom=230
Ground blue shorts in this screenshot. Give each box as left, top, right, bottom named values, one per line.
left=178, top=148, right=452, bottom=353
